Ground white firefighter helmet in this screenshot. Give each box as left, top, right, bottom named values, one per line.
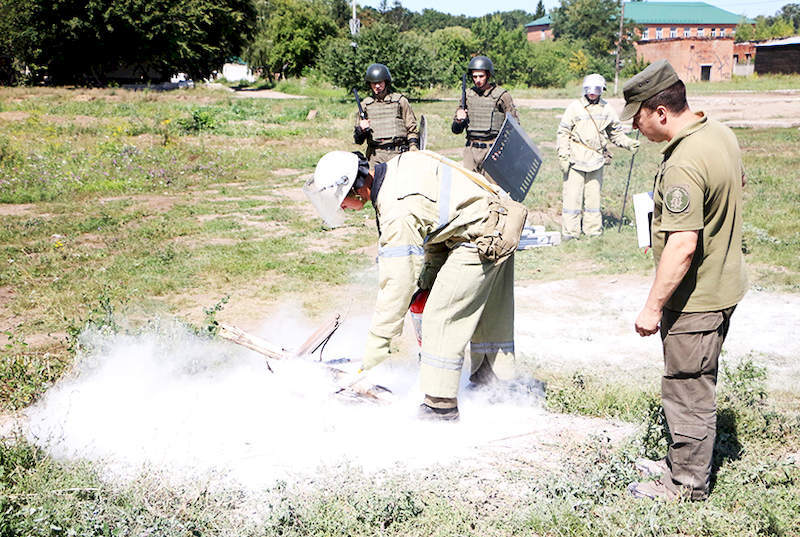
left=582, top=74, right=606, bottom=97
left=303, top=151, right=359, bottom=228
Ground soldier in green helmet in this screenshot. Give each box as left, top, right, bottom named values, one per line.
left=451, top=55, right=519, bottom=178
left=354, top=63, right=419, bottom=167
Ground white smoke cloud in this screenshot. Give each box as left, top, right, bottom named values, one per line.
left=25, top=314, right=547, bottom=489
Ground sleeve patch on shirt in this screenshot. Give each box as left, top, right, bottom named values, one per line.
left=665, top=185, right=690, bottom=213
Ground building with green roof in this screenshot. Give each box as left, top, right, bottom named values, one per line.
left=525, top=2, right=753, bottom=42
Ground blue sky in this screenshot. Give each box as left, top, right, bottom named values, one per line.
left=360, top=0, right=790, bottom=19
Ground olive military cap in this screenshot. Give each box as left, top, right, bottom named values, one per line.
left=621, top=60, right=680, bottom=120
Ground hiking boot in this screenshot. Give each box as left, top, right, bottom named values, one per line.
left=627, top=479, right=680, bottom=501
left=634, top=457, right=669, bottom=478
left=417, top=403, right=459, bottom=422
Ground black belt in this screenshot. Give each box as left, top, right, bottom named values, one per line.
left=466, top=139, right=494, bottom=148
left=372, top=141, right=409, bottom=152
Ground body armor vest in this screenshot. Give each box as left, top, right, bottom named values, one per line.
left=466, top=86, right=507, bottom=138
left=365, top=93, right=406, bottom=142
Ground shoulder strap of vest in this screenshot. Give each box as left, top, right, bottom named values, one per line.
left=363, top=96, right=375, bottom=105
left=418, top=150, right=498, bottom=194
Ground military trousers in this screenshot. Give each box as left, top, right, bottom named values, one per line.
left=366, top=147, right=404, bottom=168
left=462, top=142, right=493, bottom=176
left=419, top=246, right=515, bottom=401
left=660, top=306, right=736, bottom=500
left=562, top=166, right=604, bottom=237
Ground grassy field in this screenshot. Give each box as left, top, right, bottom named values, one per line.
left=1, top=79, right=799, bottom=535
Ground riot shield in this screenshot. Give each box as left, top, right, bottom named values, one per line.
left=418, top=114, right=427, bottom=150
left=481, top=114, right=543, bottom=202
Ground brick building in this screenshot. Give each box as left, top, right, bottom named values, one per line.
left=525, top=15, right=553, bottom=42
left=635, top=37, right=734, bottom=81
left=626, top=1, right=747, bottom=42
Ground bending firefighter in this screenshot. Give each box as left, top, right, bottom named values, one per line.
left=304, top=150, right=527, bottom=421
left=354, top=63, right=419, bottom=167
left=556, top=74, right=640, bottom=238
left=452, top=56, right=518, bottom=177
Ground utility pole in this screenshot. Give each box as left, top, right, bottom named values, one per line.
left=349, top=0, right=360, bottom=37
left=614, top=0, right=626, bottom=95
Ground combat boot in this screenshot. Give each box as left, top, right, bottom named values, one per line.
left=634, top=457, right=669, bottom=478
left=417, top=403, right=459, bottom=422
left=627, top=479, right=681, bottom=501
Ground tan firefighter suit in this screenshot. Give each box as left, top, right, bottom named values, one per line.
left=556, top=96, right=638, bottom=237
left=362, top=151, right=519, bottom=406
left=451, top=84, right=518, bottom=178
left=354, top=92, right=419, bottom=167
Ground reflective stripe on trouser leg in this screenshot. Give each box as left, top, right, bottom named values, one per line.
left=583, top=168, right=604, bottom=235
left=420, top=247, right=503, bottom=398
left=562, top=167, right=585, bottom=237
left=469, top=253, right=515, bottom=380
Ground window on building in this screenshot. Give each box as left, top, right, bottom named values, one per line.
left=711, top=28, right=717, bottom=37
left=745, top=53, right=752, bottom=63
left=642, top=28, right=649, bottom=40
left=541, top=30, right=546, bottom=41
left=684, top=28, right=691, bottom=37
left=733, top=54, right=739, bottom=64
left=656, top=27, right=663, bottom=39
left=720, top=28, right=726, bottom=37
left=670, top=27, right=677, bottom=38
left=698, top=27, right=705, bottom=37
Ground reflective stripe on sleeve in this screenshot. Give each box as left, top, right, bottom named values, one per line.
left=378, top=245, right=424, bottom=257
left=420, top=351, right=463, bottom=371
left=438, top=165, right=452, bottom=226
left=470, top=341, right=515, bottom=354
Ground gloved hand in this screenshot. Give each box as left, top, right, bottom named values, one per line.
left=630, top=139, right=641, bottom=154
left=559, top=159, right=570, bottom=174
left=361, top=331, right=392, bottom=371
left=417, top=263, right=438, bottom=290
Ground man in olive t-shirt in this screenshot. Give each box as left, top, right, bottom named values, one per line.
left=622, top=60, right=747, bottom=501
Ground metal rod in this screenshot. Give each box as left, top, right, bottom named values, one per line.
left=618, top=130, right=640, bottom=232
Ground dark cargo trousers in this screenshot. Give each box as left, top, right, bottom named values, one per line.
left=659, top=306, right=736, bottom=500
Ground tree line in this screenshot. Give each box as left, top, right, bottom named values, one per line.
left=0, top=0, right=798, bottom=88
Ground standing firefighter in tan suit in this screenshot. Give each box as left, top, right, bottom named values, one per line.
left=622, top=60, right=748, bottom=501
left=354, top=63, right=419, bottom=167
left=556, top=74, right=640, bottom=239
left=452, top=56, right=519, bottom=177
left=303, top=150, right=527, bottom=421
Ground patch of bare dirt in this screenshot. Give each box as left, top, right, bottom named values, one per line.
left=272, top=168, right=303, bottom=177
left=0, top=203, right=37, bottom=217
left=0, top=111, right=30, bottom=122
left=99, top=194, right=177, bottom=213
left=517, top=91, right=800, bottom=128
left=233, top=89, right=307, bottom=99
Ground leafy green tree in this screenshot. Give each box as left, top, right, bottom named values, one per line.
left=0, top=0, right=255, bottom=85
left=534, top=0, right=546, bottom=19
left=475, top=10, right=536, bottom=31
left=770, top=17, right=796, bottom=37
left=550, top=0, right=638, bottom=73
left=753, top=16, right=774, bottom=40
left=410, top=9, right=474, bottom=32
left=317, top=22, right=438, bottom=95
left=523, top=39, right=578, bottom=87
left=429, top=27, right=481, bottom=85
left=776, top=3, right=800, bottom=30
left=244, top=0, right=339, bottom=80
left=0, top=0, right=41, bottom=84
left=734, top=20, right=756, bottom=42
left=321, top=0, right=351, bottom=27
left=471, top=15, right=531, bottom=85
